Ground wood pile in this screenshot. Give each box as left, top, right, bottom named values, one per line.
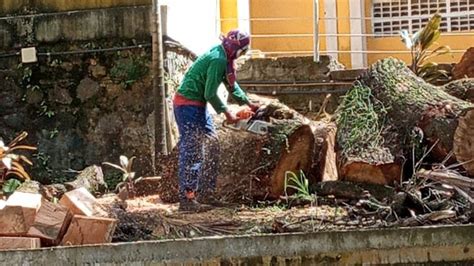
left=0, top=187, right=116, bottom=251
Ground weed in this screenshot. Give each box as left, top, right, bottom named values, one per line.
left=103, top=155, right=141, bottom=199
left=400, top=14, right=451, bottom=83
left=284, top=170, right=313, bottom=201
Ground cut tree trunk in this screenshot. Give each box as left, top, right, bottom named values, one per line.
left=27, top=201, right=72, bottom=246
left=0, top=237, right=41, bottom=250
left=64, top=165, right=107, bottom=194
left=60, top=215, right=117, bottom=245
left=0, top=192, right=42, bottom=236
left=59, top=187, right=108, bottom=217
left=336, top=58, right=474, bottom=184
left=442, top=78, right=474, bottom=103
left=158, top=96, right=337, bottom=203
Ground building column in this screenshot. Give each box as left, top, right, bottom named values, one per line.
left=237, top=0, right=251, bottom=35
left=349, top=0, right=367, bottom=68
left=324, top=0, right=338, bottom=60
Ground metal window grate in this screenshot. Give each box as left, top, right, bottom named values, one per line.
left=373, top=0, right=474, bottom=36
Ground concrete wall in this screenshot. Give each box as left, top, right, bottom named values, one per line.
left=0, top=6, right=151, bottom=50
left=0, top=0, right=151, bottom=15
left=1, top=225, right=473, bottom=265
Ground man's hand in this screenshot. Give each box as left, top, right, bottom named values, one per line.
left=236, top=108, right=254, bottom=119
left=224, top=111, right=240, bottom=124
left=248, top=102, right=260, bottom=112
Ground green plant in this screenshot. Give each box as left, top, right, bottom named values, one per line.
left=2, top=178, right=21, bottom=195
left=284, top=170, right=312, bottom=201
left=400, top=14, right=451, bottom=83
left=0, top=132, right=37, bottom=183
left=103, top=155, right=141, bottom=199
left=110, top=56, right=148, bottom=86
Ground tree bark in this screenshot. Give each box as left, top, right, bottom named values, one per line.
left=442, top=78, right=474, bottom=103
left=157, top=97, right=336, bottom=203
left=336, top=58, right=474, bottom=183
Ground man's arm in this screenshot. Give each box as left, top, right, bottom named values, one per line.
left=204, top=59, right=228, bottom=114
left=230, top=82, right=250, bottom=105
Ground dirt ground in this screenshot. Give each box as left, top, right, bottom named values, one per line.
left=98, top=194, right=405, bottom=243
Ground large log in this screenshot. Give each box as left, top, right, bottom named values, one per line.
left=59, top=187, right=108, bottom=217
left=60, top=215, right=117, bottom=246
left=158, top=97, right=336, bottom=203
left=0, top=237, right=41, bottom=250
left=0, top=192, right=42, bottom=236
left=442, top=78, right=474, bottom=103
left=336, top=58, right=474, bottom=184
left=27, top=201, right=72, bottom=246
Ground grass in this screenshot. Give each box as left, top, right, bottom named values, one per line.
left=335, top=81, right=390, bottom=162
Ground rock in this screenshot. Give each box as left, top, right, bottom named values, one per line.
left=64, top=165, right=107, bottom=194
left=76, top=78, right=100, bottom=102
left=48, top=86, right=73, bottom=104
left=2, top=113, right=28, bottom=130
left=25, top=89, right=44, bottom=105
left=89, top=64, right=107, bottom=79
left=453, top=47, right=474, bottom=79
left=105, top=82, right=123, bottom=99
left=61, top=62, right=74, bottom=72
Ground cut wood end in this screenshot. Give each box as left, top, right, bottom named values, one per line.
left=454, top=107, right=474, bottom=176
left=270, top=125, right=315, bottom=197
left=60, top=215, right=117, bottom=246
left=0, top=237, right=41, bottom=251
left=341, top=161, right=402, bottom=185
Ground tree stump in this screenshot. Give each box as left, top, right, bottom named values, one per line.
left=336, top=58, right=474, bottom=183
left=158, top=98, right=337, bottom=203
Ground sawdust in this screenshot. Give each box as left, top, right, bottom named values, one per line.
left=97, top=194, right=381, bottom=242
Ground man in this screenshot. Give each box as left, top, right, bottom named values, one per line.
left=173, top=30, right=258, bottom=211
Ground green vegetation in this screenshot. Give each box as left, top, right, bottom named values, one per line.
left=335, top=81, right=388, bottom=161
left=110, top=55, right=148, bottom=87
left=400, top=14, right=451, bottom=83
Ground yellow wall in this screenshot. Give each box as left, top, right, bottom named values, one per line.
left=220, top=0, right=239, bottom=34
left=336, top=1, right=352, bottom=67
left=364, top=0, right=473, bottom=65
left=248, top=0, right=326, bottom=56
left=0, top=0, right=151, bottom=14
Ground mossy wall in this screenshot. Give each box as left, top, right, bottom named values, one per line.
left=0, top=0, right=151, bottom=15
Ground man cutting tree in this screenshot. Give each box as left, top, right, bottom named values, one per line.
left=173, top=30, right=258, bottom=212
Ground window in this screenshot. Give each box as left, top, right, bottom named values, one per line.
left=372, top=0, right=474, bottom=35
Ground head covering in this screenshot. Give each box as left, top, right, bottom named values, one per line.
left=221, top=29, right=250, bottom=88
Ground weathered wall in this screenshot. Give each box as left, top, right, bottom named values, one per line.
left=0, top=45, right=155, bottom=184
left=237, top=55, right=353, bottom=113
left=0, top=6, right=151, bottom=50
left=0, top=225, right=473, bottom=265
left=0, top=5, right=165, bottom=185
left=0, top=0, right=151, bottom=15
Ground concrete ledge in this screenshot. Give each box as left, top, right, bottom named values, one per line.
left=35, top=6, right=150, bottom=43
left=0, top=0, right=151, bottom=15
left=1, top=225, right=473, bottom=265
left=0, top=6, right=151, bottom=49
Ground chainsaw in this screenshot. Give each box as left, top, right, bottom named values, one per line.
left=223, top=107, right=274, bottom=135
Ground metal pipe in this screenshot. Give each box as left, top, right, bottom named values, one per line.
left=313, top=0, right=320, bottom=63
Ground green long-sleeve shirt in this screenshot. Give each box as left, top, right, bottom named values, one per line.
left=177, top=45, right=250, bottom=113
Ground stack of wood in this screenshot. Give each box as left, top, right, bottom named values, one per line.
left=0, top=187, right=116, bottom=251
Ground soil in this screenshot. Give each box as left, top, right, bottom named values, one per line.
left=96, top=194, right=408, bottom=243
